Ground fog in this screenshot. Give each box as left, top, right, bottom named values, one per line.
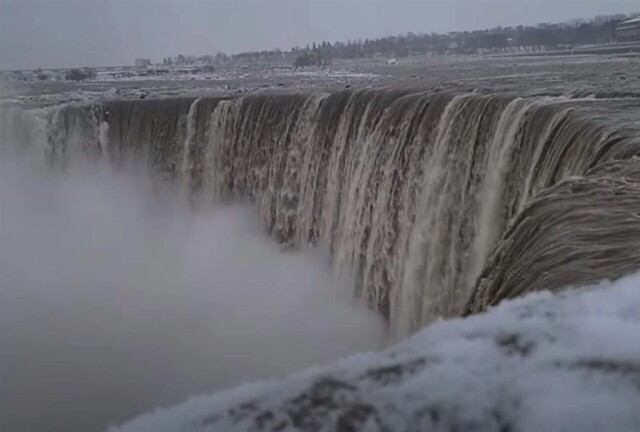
left=1, top=0, right=639, bottom=70
left=0, top=154, right=387, bottom=432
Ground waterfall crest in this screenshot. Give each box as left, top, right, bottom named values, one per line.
left=4, top=89, right=640, bottom=338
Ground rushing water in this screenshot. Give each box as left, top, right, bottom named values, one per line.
left=3, top=88, right=640, bottom=431
left=4, top=89, right=640, bottom=340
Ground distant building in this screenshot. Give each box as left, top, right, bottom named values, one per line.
left=135, top=58, right=152, bottom=68
left=616, top=18, right=640, bottom=43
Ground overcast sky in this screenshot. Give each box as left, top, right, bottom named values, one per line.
left=1, top=0, right=638, bottom=70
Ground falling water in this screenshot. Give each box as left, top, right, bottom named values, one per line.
left=4, top=89, right=640, bottom=339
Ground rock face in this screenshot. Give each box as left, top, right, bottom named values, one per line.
left=110, top=274, right=640, bottom=432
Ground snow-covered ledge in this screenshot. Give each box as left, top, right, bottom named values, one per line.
left=110, top=274, right=640, bottom=432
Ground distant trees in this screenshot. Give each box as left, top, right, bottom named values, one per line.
left=244, top=12, right=637, bottom=63
left=294, top=54, right=316, bottom=67
left=215, top=51, right=229, bottom=63
left=162, top=52, right=229, bottom=66
left=35, top=68, right=48, bottom=81
left=294, top=43, right=332, bottom=68
left=65, top=68, right=95, bottom=81
left=160, top=12, right=638, bottom=67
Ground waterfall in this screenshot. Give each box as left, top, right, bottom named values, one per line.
left=5, top=89, right=640, bottom=339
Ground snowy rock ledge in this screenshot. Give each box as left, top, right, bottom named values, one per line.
left=110, top=274, right=640, bottom=432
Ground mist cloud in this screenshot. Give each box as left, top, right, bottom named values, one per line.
left=0, top=156, right=387, bottom=432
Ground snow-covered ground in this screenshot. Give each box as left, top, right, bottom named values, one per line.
left=111, top=274, right=640, bottom=432
left=89, top=66, right=378, bottom=82
left=0, top=63, right=383, bottom=108
left=4, top=55, right=640, bottom=109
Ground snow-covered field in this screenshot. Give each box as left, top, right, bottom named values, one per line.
left=0, top=63, right=383, bottom=108
left=111, top=274, right=640, bottom=432
left=4, top=55, right=640, bottom=109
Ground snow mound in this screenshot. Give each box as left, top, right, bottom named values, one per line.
left=110, top=274, right=640, bottom=432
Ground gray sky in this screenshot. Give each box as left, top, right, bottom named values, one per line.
left=1, top=0, right=638, bottom=70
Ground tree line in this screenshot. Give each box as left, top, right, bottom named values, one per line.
left=231, top=13, right=637, bottom=65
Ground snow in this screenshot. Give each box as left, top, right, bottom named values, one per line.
left=620, top=17, right=640, bottom=25
left=87, top=66, right=378, bottom=83
left=110, top=273, right=640, bottom=432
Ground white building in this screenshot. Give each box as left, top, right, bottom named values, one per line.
left=135, top=58, right=152, bottom=68
left=616, top=18, right=640, bottom=43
